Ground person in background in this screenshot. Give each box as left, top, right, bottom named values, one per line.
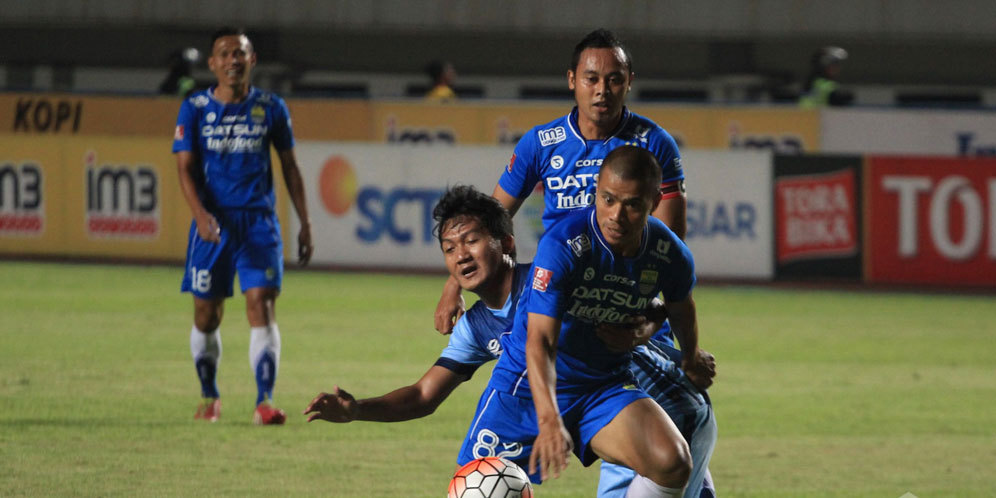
left=159, top=47, right=201, bottom=98
left=799, top=45, right=853, bottom=108
left=425, top=60, right=457, bottom=102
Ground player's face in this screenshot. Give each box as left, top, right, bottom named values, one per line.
left=568, top=47, right=632, bottom=131
left=440, top=216, right=506, bottom=294
left=208, top=35, right=256, bottom=88
left=595, top=170, right=658, bottom=256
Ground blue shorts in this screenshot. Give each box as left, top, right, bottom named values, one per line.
left=456, top=380, right=650, bottom=484
left=181, top=209, right=283, bottom=299
left=597, top=344, right=717, bottom=498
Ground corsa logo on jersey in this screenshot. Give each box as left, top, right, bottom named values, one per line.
left=84, top=151, right=159, bottom=238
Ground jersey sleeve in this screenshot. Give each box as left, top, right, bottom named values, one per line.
left=437, top=311, right=494, bottom=372
left=270, top=97, right=295, bottom=151
left=650, top=127, right=684, bottom=185
left=661, top=235, right=697, bottom=303
left=496, top=131, right=541, bottom=199
left=525, top=229, right=575, bottom=318
left=171, top=99, right=197, bottom=153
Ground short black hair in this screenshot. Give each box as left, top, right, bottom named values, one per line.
left=211, top=26, right=250, bottom=50
left=433, top=185, right=514, bottom=257
left=600, top=146, right=662, bottom=198
left=425, top=60, right=448, bottom=83
left=571, top=28, right=633, bottom=73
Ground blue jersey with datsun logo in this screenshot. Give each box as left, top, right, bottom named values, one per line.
left=491, top=206, right=695, bottom=393
left=172, top=86, right=294, bottom=212
left=498, top=107, right=682, bottom=231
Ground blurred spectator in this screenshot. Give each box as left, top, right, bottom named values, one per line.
left=799, top=46, right=853, bottom=108
left=159, top=47, right=201, bottom=97
left=424, top=60, right=457, bottom=102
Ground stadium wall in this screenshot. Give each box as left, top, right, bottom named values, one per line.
left=2, top=93, right=994, bottom=287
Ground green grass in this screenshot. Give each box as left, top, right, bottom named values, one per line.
left=1, top=261, right=994, bottom=497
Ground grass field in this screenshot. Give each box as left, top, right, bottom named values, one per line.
left=1, top=261, right=994, bottom=497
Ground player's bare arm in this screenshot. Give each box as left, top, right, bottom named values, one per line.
left=434, top=276, right=465, bottom=334
left=278, top=148, right=313, bottom=266
left=525, top=312, right=572, bottom=482
left=176, top=150, right=220, bottom=243
left=305, top=366, right=466, bottom=423
left=491, top=184, right=526, bottom=219
left=668, top=295, right=714, bottom=390
left=652, top=189, right=687, bottom=240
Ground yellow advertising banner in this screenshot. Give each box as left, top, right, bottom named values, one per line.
left=640, top=107, right=821, bottom=152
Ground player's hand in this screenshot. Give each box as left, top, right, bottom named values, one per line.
left=434, top=285, right=465, bottom=335
left=297, top=224, right=313, bottom=266
left=682, top=349, right=717, bottom=391
left=195, top=213, right=221, bottom=243
left=595, top=316, right=655, bottom=353
left=303, top=386, right=358, bottom=423
left=529, top=416, right=572, bottom=482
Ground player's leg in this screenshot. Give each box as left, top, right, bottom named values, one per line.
left=182, top=219, right=235, bottom=421
left=236, top=210, right=285, bottom=424
left=590, top=398, right=691, bottom=497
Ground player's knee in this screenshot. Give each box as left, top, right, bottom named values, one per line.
left=194, top=301, right=223, bottom=331
left=647, top=438, right=692, bottom=487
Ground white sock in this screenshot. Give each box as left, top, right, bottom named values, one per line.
left=190, top=326, right=221, bottom=398
left=625, top=474, right=683, bottom=498
left=249, top=323, right=281, bottom=404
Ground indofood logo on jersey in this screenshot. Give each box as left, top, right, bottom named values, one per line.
left=201, top=113, right=268, bottom=154
left=318, top=155, right=443, bottom=244
left=548, top=168, right=599, bottom=210
left=84, top=151, right=159, bottom=238
left=568, top=285, right=652, bottom=324
left=0, top=161, right=44, bottom=236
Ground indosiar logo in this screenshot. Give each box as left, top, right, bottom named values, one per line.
left=84, top=151, right=159, bottom=238
left=318, top=155, right=444, bottom=244
left=0, top=162, right=44, bottom=235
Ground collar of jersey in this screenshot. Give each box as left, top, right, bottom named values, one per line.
left=567, top=106, right=632, bottom=145
left=207, top=85, right=258, bottom=105
left=587, top=207, right=649, bottom=262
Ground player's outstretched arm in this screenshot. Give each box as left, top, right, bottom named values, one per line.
left=668, top=295, right=714, bottom=390
left=278, top=148, right=313, bottom=266
left=434, top=276, right=465, bottom=335
left=176, top=150, right=220, bottom=243
left=304, top=366, right=466, bottom=423
left=525, top=312, right=572, bottom=482
left=595, top=298, right=668, bottom=352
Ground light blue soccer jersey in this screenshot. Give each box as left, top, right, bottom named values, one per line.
left=172, top=86, right=294, bottom=211
left=491, top=206, right=696, bottom=392
left=498, top=107, right=683, bottom=231
left=434, top=264, right=531, bottom=378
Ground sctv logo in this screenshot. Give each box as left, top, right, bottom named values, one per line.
left=318, top=155, right=443, bottom=244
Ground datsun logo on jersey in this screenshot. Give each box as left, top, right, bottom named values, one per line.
left=84, top=151, right=159, bottom=238
left=318, top=155, right=443, bottom=244
left=0, top=162, right=44, bottom=235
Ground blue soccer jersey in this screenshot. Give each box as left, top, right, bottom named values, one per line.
left=172, top=86, right=294, bottom=211
left=434, top=264, right=531, bottom=378
left=491, top=206, right=696, bottom=392
left=497, top=107, right=683, bottom=231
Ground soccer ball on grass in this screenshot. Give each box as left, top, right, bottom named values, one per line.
left=447, top=457, right=534, bottom=498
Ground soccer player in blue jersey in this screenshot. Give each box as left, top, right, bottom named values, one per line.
left=456, top=146, right=708, bottom=497
left=173, top=27, right=313, bottom=425
left=303, top=185, right=528, bottom=424
left=435, top=28, right=686, bottom=334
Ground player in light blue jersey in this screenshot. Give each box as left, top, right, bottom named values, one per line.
left=457, top=146, right=712, bottom=498
left=173, top=27, right=313, bottom=425
left=304, top=185, right=526, bottom=424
